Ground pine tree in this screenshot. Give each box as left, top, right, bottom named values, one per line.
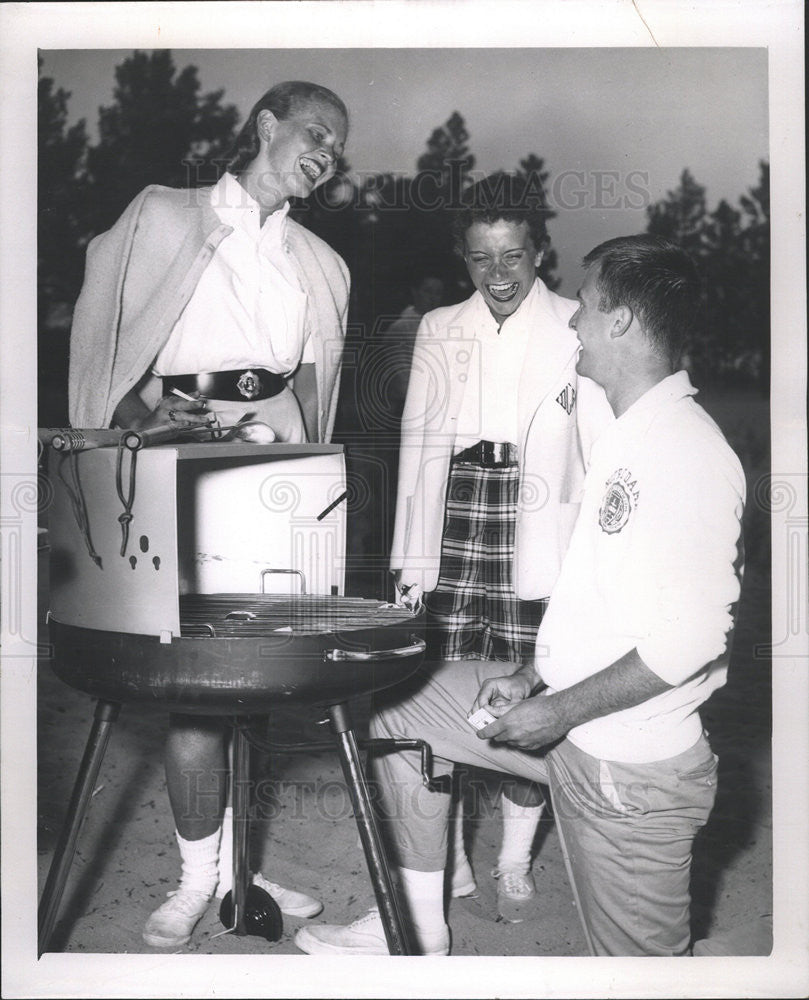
left=646, top=164, right=769, bottom=390
left=85, top=50, right=239, bottom=233
left=517, top=154, right=560, bottom=290
left=38, top=60, right=90, bottom=315
left=415, top=110, right=476, bottom=199
left=38, top=59, right=90, bottom=425
left=647, top=168, right=708, bottom=256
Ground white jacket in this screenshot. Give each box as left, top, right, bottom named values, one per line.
left=68, top=184, right=349, bottom=440
left=390, top=279, right=613, bottom=598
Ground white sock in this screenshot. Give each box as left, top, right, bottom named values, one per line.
left=449, top=797, right=475, bottom=891
left=176, top=827, right=220, bottom=897
left=215, top=806, right=233, bottom=898
left=497, top=796, right=545, bottom=876
left=398, top=867, right=446, bottom=944
left=451, top=796, right=466, bottom=859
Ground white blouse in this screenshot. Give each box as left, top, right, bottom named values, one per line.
left=153, top=171, right=313, bottom=376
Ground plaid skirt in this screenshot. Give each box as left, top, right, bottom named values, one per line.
left=425, top=461, right=546, bottom=662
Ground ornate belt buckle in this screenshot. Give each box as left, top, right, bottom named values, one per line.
left=237, top=370, right=261, bottom=400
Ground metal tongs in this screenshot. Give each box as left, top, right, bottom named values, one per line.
left=120, top=416, right=278, bottom=449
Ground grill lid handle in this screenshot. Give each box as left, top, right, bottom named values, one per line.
left=323, top=635, right=426, bottom=662
left=260, top=568, right=307, bottom=595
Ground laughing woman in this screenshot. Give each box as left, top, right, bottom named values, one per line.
left=68, top=81, right=350, bottom=948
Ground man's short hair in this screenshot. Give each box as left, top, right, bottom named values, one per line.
left=225, top=81, right=348, bottom=174
left=451, top=173, right=550, bottom=256
left=583, top=234, right=700, bottom=365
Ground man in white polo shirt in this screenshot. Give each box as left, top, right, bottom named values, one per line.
left=295, top=234, right=745, bottom=956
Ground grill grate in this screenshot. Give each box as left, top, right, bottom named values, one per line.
left=178, top=594, right=415, bottom=638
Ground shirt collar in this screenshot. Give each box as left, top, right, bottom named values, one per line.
left=471, top=278, right=541, bottom=337
left=615, top=370, right=698, bottom=426
left=210, top=171, right=290, bottom=241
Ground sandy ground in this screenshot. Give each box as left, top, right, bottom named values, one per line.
left=35, top=387, right=773, bottom=964
left=36, top=560, right=772, bottom=953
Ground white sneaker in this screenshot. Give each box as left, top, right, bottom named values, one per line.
left=491, top=867, right=537, bottom=923
left=253, top=872, right=323, bottom=918
left=294, top=907, right=450, bottom=956
left=142, top=888, right=212, bottom=947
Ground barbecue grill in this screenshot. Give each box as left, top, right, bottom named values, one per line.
left=50, top=594, right=426, bottom=711
left=37, top=436, right=431, bottom=956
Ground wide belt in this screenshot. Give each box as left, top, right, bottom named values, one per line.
left=451, top=440, right=518, bottom=468
left=163, top=368, right=287, bottom=402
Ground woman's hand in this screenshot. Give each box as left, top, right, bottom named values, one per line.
left=113, top=388, right=214, bottom=433
left=391, top=570, right=423, bottom=611
left=133, top=394, right=214, bottom=432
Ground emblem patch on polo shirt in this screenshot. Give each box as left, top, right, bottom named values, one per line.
left=556, top=383, right=576, bottom=415
left=599, top=468, right=639, bottom=534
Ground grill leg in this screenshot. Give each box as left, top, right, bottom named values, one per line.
left=230, top=724, right=251, bottom=935
left=327, top=702, right=411, bottom=955
left=38, top=698, right=121, bottom=956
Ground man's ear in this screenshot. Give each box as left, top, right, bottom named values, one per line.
left=257, top=109, right=279, bottom=143
left=610, top=305, right=633, bottom=338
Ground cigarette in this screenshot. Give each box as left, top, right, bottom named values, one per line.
left=170, top=387, right=198, bottom=401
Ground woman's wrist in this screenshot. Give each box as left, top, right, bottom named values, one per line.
left=112, top=390, right=151, bottom=430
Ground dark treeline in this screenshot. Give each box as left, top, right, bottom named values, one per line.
left=647, top=165, right=770, bottom=392
left=38, top=50, right=770, bottom=432
left=37, top=51, right=559, bottom=429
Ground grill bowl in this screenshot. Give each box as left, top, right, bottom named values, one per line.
left=49, top=596, right=426, bottom=714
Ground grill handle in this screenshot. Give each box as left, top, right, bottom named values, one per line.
left=260, top=568, right=307, bottom=595
left=323, top=635, right=426, bottom=662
